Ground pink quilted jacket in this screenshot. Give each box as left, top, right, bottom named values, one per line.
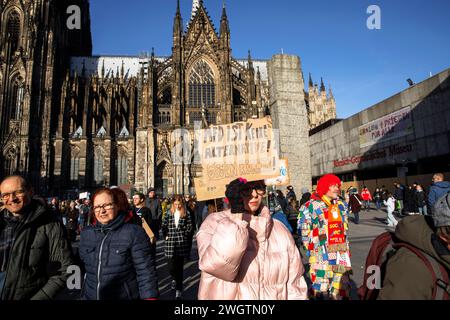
left=197, top=206, right=308, bottom=300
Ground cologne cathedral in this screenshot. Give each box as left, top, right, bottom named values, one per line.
left=0, top=0, right=336, bottom=197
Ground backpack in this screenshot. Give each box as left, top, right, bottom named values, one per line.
left=358, top=231, right=450, bottom=300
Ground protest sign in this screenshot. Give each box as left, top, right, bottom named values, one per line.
left=264, top=158, right=289, bottom=187
left=79, top=192, right=90, bottom=200
left=194, top=116, right=280, bottom=201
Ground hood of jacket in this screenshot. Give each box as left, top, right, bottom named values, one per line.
left=432, top=181, right=450, bottom=190
left=395, top=215, right=450, bottom=269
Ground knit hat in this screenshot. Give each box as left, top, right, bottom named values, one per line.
left=225, top=177, right=248, bottom=214
left=316, top=174, right=342, bottom=197
left=432, top=192, right=450, bottom=228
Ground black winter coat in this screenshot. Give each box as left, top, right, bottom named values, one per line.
left=404, top=188, right=417, bottom=212
left=415, top=191, right=426, bottom=208
left=394, top=186, right=404, bottom=200
left=79, top=211, right=159, bottom=300
left=0, top=200, right=74, bottom=300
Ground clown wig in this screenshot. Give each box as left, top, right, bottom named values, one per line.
left=316, top=174, right=342, bottom=197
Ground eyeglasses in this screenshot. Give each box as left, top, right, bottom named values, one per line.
left=240, top=186, right=266, bottom=197
left=93, top=203, right=115, bottom=213
left=1, top=190, right=26, bottom=201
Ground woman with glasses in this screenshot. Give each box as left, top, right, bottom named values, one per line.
left=79, top=187, right=159, bottom=300
left=161, top=195, right=193, bottom=300
left=196, top=178, right=308, bottom=300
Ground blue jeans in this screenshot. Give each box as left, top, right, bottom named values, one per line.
left=375, top=200, right=382, bottom=210
left=353, top=211, right=360, bottom=224
left=418, top=206, right=428, bottom=216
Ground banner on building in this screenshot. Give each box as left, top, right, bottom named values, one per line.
left=359, top=107, right=414, bottom=148
left=194, top=116, right=280, bottom=201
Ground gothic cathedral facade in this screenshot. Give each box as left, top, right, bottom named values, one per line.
left=0, top=0, right=335, bottom=197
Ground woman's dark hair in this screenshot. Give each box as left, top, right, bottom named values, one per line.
left=135, top=192, right=146, bottom=201
left=110, top=188, right=131, bottom=213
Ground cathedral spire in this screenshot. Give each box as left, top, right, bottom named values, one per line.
left=320, top=77, right=326, bottom=92
left=309, top=73, right=313, bottom=87
left=220, top=0, right=230, bottom=36
left=248, top=50, right=254, bottom=70
left=329, top=84, right=334, bottom=99
left=173, top=0, right=183, bottom=38
left=191, top=0, right=201, bottom=20
left=101, top=59, right=105, bottom=78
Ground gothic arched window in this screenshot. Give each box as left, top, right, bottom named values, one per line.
left=9, top=77, right=23, bottom=120
left=94, top=152, right=104, bottom=185
left=159, top=87, right=172, bottom=105
left=6, top=10, right=21, bottom=62
left=3, top=148, right=17, bottom=176
left=70, top=157, right=80, bottom=182
left=188, top=60, right=215, bottom=108
left=117, top=152, right=128, bottom=185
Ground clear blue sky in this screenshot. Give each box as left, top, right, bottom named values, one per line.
left=89, top=0, right=450, bottom=119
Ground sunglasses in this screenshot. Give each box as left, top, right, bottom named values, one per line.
left=240, top=185, right=266, bottom=197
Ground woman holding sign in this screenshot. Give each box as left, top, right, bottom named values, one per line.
left=298, top=174, right=353, bottom=300
left=196, top=178, right=308, bottom=300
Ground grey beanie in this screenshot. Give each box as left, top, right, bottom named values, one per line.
left=432, top=192, right=450, bottom=228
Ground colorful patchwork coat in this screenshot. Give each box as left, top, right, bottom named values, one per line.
left=297, top=195, right=353, bottom=299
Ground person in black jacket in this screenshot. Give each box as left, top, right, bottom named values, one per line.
left=133, top=193, right=156, bottom=257
left=348, top=188, right=363, bottom=224
left=146, top=188, right=162, bottom=240
left=299, top=188, right=312, bottom=208
left=79, top=188, right=158, bottom=300
left=393, top=183, right=405, bottom=215
left=415, top=185, right=428, bottom=216
left=286, top=185, right=297, bottom=201
left=404, top=185, right=417, bottom=215
left=275, top=190, right=288, bottom=213
left=0, top=175, right=74, bottom=300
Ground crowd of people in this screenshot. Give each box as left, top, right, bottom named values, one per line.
left=0, top=172, right=449, bottom=300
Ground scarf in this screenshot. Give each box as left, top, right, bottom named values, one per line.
left=321, top=195, right=348, bottom=254
left=0, top=211, right=23, bottom=272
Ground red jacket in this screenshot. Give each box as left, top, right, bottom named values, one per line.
left=361, top=189, right=372, bottom=201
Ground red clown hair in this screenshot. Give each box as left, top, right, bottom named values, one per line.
left=316, top=174, right=342, bottom=197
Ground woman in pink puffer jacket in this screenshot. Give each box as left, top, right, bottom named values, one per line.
left=197, top=179, right=308, bottom=300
